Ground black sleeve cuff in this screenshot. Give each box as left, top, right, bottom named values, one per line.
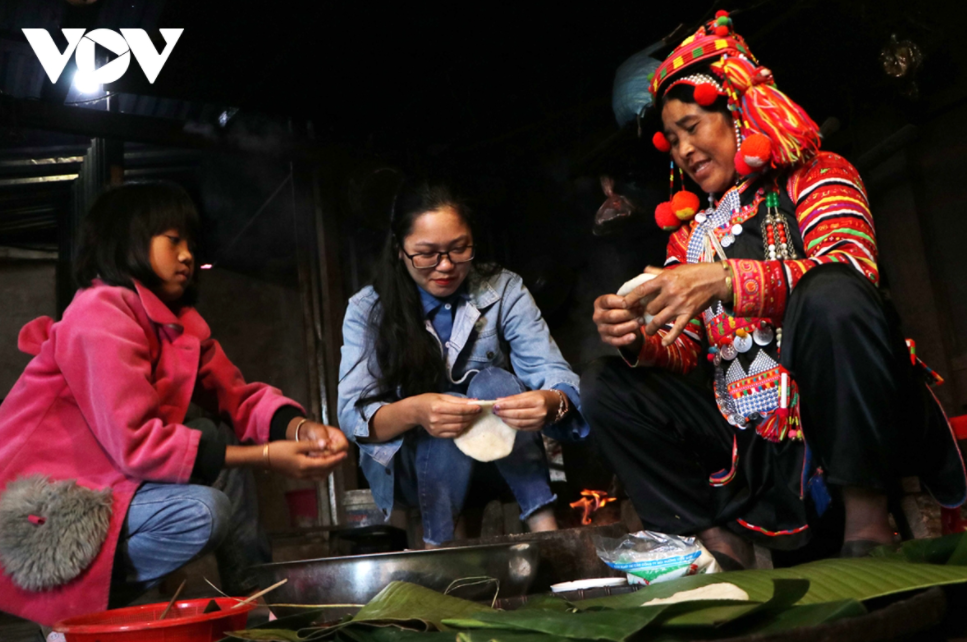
left=191, top=436, right=226, bottom=484
left=270, top=405, right=304, bottom=442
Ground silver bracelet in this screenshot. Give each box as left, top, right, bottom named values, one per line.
left=293, top=418, right=310, bottom=441
left=551, top=390, right=568, bottom=424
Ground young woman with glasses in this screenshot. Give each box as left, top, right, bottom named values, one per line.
left=338, top=179, right=588, bottom=547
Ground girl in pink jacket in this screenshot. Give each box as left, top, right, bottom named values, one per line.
left=0, top=182, right=348, bottom=627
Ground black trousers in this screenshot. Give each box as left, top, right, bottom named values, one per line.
left=582, top=264, right=965, bottom=547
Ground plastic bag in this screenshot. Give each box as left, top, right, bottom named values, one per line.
left=594, top=530, right=721, bottom=585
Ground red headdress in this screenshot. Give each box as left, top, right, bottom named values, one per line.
left=648, top=11, right=821, bottom=230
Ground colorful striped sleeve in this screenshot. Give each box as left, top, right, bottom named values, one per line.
left=622, top=224, right=703, bottom=373
left=727, top=152, right=878, bottom=319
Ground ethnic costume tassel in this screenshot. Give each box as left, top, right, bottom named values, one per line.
left=655, top=164, right=701, bottom=231
left=713, top=56, right=821, bottom=168
left=760, top=191, right=796, bottom=259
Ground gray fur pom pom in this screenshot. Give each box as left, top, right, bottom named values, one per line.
left=0, top=475, right=113, bottom=591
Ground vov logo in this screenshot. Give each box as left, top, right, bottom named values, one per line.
left=23, top=29, right=183, bottom=85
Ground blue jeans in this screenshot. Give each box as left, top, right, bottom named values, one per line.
left=109, top=419, right=271, bottom=606
left=395, top=368, right=557, bottom=546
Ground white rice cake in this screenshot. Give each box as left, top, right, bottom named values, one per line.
left=454, top=400, right=518, bottom=462
left=617, top=272, right=657, bottom=325
left=642, top=583, right=749, bottom=606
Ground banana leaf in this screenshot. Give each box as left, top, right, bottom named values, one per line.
left=575, top=557, right=967, bottom=609
left=224, top=631, right=306, bottom=642
left=870, top=531, right=967, bottom=565
left=733, top=599, right=867, bottom=635
left=517, top=595, right=574, bottom=612
left=443, top=579, right=806, bottom=639
left=351, top=582, right=493, bottom=630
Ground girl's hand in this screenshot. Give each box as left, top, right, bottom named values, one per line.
left=292, top=419, right=350, bottom=458
left=413, top=393, right=482, bottom=439
left=494, top=390, right=559, bottom=431
left=623, top=263, right=731, bottom=346
left=265, top=439, right=347, bottom=480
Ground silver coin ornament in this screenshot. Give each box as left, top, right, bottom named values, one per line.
left=733, top=333, right=753, bottom=353
left=720, top=343, right=738, bottom=361
left=722, top=235, right=734, bottom=247
left=753, top=325, right=774, bottom=346
left=696, top=213, right=707, bottom=223
left=731, top=224, right=743, bottom=236
left=730, top=414, right=747, bottom=428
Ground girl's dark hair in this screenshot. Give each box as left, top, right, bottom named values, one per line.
left=74, top=181, right=201, bottom=306
left=358, top=179, right=500, bottom=409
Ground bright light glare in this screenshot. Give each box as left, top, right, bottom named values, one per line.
left=73, top=70, right=101, bottom=95
left=200, top=264, right=213, bottom=270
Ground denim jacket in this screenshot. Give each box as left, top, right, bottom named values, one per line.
left=337, top=268, right=588, bottom=516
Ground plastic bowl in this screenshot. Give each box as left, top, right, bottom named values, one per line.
left=52, top=596, right=255, bottom=642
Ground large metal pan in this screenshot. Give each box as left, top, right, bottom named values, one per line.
left=255, top=542, right=539, bottom=616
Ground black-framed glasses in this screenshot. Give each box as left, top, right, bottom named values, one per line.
left=401, top=246, right=475, bottom=269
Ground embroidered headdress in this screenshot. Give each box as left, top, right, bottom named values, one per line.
left=649, top=11, right=821, bottom=230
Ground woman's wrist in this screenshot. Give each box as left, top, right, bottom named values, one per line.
left=364, top=397, right=421, bottom=443
left=546, top=389, right=569, bottom=424
left=224, top=444, right=266, bottom=469
left=718, top=261, right=734, bottom=302
left=285, top=416, right=309, bottom=441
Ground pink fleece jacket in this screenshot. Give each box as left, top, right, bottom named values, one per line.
left=0, top=280, right=303, bottom=625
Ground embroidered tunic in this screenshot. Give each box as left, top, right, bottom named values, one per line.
left=636, top=152, right=876, bottom=444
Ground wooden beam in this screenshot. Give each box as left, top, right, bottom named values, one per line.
left=0, top=94, right=327, bottom=160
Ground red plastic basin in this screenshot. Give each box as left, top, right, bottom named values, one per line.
left=52, top=596, right=255, bottom=642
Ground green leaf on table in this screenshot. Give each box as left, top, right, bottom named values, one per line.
left=942, top=532, right=967, bottom=566
left=445, top=607, right=671, bottom=641
left=252, top=608, right=330, bottom=631
left=224, top=630, right=305, bottom=642
left=335, top=625, right=460, bottom=642
left=575, top=558, right=967, bottom=608
left=456, top=631, right=581, bottom=642
left=351, top=582, right=493, bottom=630
left=518, top=595, right=574, bottom=612
left=736, top=599, right=867, bottom=635
left=658, top=578, right=808, bottom=627
left=870, top=532, right=967, bottom=564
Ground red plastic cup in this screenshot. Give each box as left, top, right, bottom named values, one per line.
left=285, top=487, right=319, bottom=528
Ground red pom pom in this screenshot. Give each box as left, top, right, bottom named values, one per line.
left=715, top=9, right=729, bottom=18
left=654, top=202, right=680, bottom=231
left=652, top=131, right=671, bottom=153
left=693, top=83, right=719, bottom=107
left=734, top=150, right=753, bottom=176
left=671, top=191, right=701, bottom=221
left=739, top=133, right=772, bottom=168
left=714, top=25, right=730, bottom=37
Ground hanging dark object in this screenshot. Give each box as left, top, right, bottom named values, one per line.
left=880, top=34, right=924, bottom=100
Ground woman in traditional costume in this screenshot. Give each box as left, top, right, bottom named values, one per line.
left=584, top=12, right=966, bottom=568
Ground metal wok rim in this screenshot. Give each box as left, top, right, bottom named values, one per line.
left=254, top=541, right=537, bottom=569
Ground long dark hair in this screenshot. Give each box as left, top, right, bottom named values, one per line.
left=357, top=179, right=499, bottom=409
left=74, top=181, right=201, bottom=306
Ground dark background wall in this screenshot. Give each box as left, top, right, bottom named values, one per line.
left=0, top=261, right=56, bottom=398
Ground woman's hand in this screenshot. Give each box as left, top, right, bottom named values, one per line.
left=264, top=439, right=348, bottom=480
left=593, top=292, right=643, bottom=352
left=494, top=390, right=559, bottom=431
left=623, top=263, right=731, bottom=346
left=413, top=393, right=482, bottom=439
left=292, top=420, right=350, bottom=458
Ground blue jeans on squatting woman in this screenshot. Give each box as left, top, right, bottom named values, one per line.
left=108, top=418, right=271, bottom=607
left=394, top=367, right=558, bottom=546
